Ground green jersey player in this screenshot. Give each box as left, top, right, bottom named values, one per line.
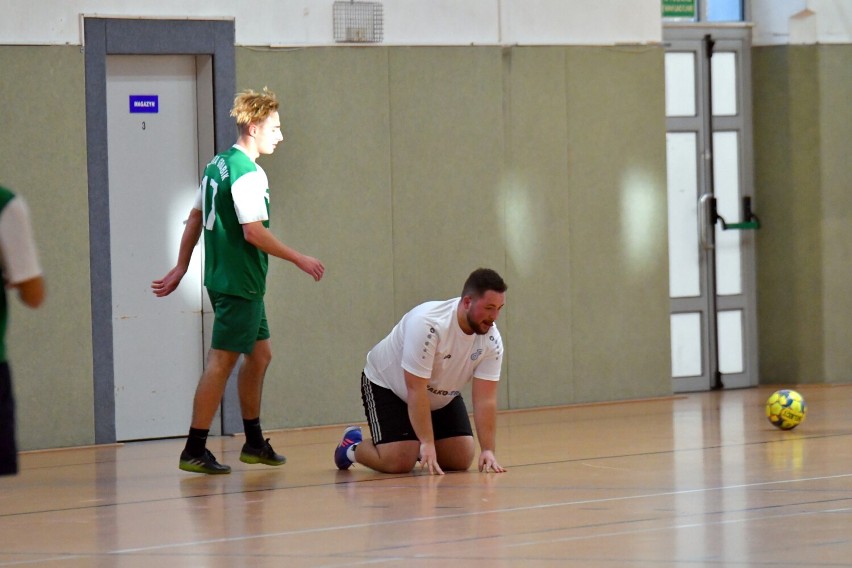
left=0, top=185, right=46, bottom=476
left=153, top=88, right=325, bottom=474
left=200, top=145, right=271, bottom=300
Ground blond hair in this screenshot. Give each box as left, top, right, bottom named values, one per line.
left=230, top=87, right=280, bottom=132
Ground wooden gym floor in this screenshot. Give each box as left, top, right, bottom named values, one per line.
left=1, top=384, right=851, bottom=567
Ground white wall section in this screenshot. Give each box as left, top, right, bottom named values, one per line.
left=1, top=0, right=662, bottom=46
left=751, top=0, right=852, bottom=45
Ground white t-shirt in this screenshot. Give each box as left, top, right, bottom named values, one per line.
left=0, top=197, right=42, bottom=285
left=364, top=297, right=504, bottom=410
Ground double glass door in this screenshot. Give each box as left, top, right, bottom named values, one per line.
left=665, top=26, right=758, bottom=392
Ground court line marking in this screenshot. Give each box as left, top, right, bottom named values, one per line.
left=7, top=430, right=852, bottom=520
left=2, top=472, right=850, bottom=566
left=504, top=505, right=852, bottom=548
left=108, top=472, right=852, bottom=555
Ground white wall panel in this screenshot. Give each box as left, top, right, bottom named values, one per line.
left=1, top=0, right=662, bottom=46
left=385, top=0, right=498, bottom=45
left=6, top=0, right=850, bottom=47
left=499, top=0, right=661, bottom=45
left=752, top=0, right=852, bottom=45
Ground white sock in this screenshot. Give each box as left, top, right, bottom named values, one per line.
left=346, top=444, right=358, bottom=462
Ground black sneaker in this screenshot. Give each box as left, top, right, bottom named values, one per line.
left=179, top=449, right=231, bottom=474
left=239, top=438, right=286, bottom=466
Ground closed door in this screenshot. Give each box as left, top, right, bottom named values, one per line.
left=106, top=55, right=213, bottom=440
left=665, top=27, right=759, bottom=392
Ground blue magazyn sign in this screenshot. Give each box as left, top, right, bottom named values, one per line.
left=129, top=95, right=159, bottom=113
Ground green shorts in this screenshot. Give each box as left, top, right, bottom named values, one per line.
left=207, top=290, right=270, bottom=354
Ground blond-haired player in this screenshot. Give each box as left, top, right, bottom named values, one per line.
left=153, top=88, right=324, bottom=474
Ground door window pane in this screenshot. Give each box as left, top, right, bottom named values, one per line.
left=712, top=52, right=738, bottom=116
left=671, top=313, right=703, bottom=377
left=718, top=310, right=744, bottom=373
left=665, top=52, right=697, bottom=117
left=667, top=132, right=701, bottom=298
left=713, top=131, right=742, bottom=296
left=707, top=0, right=743, bottom=22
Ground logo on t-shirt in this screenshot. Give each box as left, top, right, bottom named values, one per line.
left=471, top=348, right=483, bottom=361
left=427, top=385, right=460, bottom=397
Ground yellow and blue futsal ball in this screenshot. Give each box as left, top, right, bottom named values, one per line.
left=765, top=389, right=806, bottom=430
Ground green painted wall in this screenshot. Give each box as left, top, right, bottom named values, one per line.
left=235, top=47, right=398, bottom=427
left=563, top=47, right=670, bottom=403
left=239, top=45, right=671, bottom=427
left=753, top=45, right=852, bottom=385
left=3, top=43, right=670, bottom=448
left=0, top=46, right=94, bottom=449
left=4, top=40, right=847, bottom=452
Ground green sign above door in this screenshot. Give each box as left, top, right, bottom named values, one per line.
left=662, top=0, right=696, bottom=19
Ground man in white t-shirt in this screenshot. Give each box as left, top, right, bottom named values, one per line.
left=0, top=185, right=46, bottom=476
left=334, top=268, right=507, bottom=475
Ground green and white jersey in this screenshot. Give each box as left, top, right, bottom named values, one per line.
left=0, top=186, right=42, bottom=363
left=193, top=145, right=270, bottom=299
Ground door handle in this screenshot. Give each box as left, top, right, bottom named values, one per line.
left=698, top=193, right=716, bottom=250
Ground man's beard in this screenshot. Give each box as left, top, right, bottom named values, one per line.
left=466, top=312, right=491, bottom=335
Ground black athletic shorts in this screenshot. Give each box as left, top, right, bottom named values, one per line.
left=360, top=371, right=473, bottom=444
left=0, top=362, right=17, bottom=476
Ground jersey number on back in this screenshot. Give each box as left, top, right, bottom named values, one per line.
left=202, top=176, right=219, bottom=231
